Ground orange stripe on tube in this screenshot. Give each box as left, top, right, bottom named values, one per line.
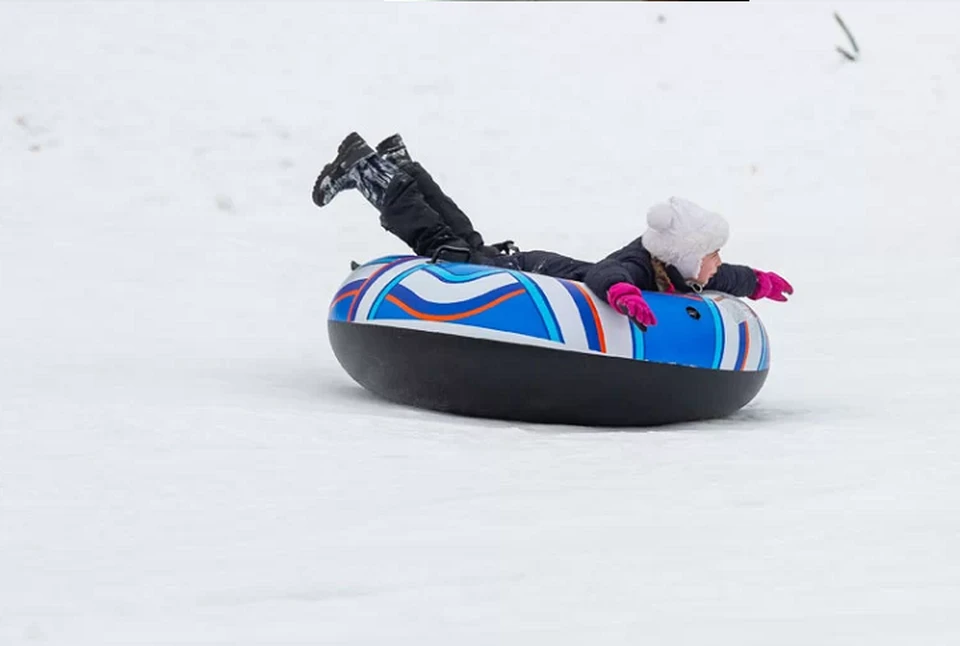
left=572, top=283, right=606, bottom=354
left=385, top=289, right=524, bottom=322
left=738, top=324, right=751, bottom=371
left=329, top=289, right=360, bottom=311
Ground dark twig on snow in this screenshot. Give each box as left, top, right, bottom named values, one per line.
left=834, top=12, right=860, bottom=61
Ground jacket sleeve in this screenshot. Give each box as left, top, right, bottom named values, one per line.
left=584, top=241, right=658, bottom=300
left=705, top=263, right=758, bottom=298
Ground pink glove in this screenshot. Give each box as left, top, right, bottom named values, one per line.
left=750, top=270, right=794, bottom=302
left=606, top=282, right=657, bottom=327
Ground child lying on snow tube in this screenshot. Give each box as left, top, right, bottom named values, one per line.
left=311, top=132, right=793, bottom=327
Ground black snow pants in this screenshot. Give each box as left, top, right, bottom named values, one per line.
left=377, top=162, right=593, bottom=282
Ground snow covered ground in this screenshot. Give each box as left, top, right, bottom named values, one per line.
left=2, top=2, right=960, bottom=644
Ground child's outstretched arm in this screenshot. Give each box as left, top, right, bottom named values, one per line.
left=748, top=269, right=793, bottom=302
left=703, top=263, right=757, bottom=297
left=706, top=264, right=793, bottom=301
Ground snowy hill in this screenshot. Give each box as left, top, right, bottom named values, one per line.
left=2, top=2, right=960, bottom=644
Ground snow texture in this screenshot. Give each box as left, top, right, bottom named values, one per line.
left=2, top=2, right=960, bottom=644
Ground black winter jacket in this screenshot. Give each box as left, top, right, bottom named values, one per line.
left=582, top=236, right=758, bottom=299
left=490, top=237, right=757, bottom=300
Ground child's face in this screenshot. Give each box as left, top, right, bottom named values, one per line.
left=696, top=251, right=722, bottom=284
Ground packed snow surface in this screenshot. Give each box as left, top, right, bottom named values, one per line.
left=2, top=2, right=960, bottom=644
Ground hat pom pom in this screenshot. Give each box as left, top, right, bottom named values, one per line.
left=647, top=202, right=675, bottom=231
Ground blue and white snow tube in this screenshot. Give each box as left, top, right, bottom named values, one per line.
left=328, top=255, right=770, bottom=426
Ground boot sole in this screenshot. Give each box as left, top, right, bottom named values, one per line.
left=329, top=132, right=374, bottom=174
left=313, top=133, right=374, bottom=206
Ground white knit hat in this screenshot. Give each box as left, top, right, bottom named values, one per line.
left=641, top=197, right=730, bottom=280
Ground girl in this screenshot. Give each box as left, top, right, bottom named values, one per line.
left=312, top=132, right=793, bottom=327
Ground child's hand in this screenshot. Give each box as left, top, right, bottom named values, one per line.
left=749, top=270, right=793, bottom=302
left=606, top=282, right=657, bottom=327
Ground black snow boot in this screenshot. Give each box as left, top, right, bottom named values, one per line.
left=312, top=132, right=376, bottom=207
left=376, top=133, right=412, bottom=166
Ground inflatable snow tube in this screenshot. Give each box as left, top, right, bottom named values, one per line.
left=328, top=255, right=770, bottom=426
